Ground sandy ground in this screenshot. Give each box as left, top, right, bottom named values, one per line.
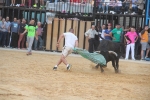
left=0, top=48, right=150, bottom=100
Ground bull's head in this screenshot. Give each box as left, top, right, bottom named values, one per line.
left=95, top=51, right=118, bottom=57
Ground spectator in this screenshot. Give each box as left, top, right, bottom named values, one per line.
left=0, top=16, right=2, bottom=22
left=98, top=0, right=104, bottom=13
left=10, top=18, right=19, bottom=48
left=131, top=0, right=138, bottom=15
left=99, top=24, right=106, bottom=41
left=28, top=0, right=31, bottom=8
left=123, top=0, right=131, bottom=14
left=20, top=0, right=26, bottom=7
left=115, top=0, right=122, bottom=13
left=139, top=25, right=149, bottom=60
left=104, top=23, right=112, bottom=40
left=108, top=24, right=125, bottom=58
left=124, top=26, right=138, bottom=60
left=0, top=18, right=7, bottom=47
left=134, top=26, right=142, bottom=58
left=40, top=0, right=45, bottom=9
left=5, top=17, right=11, bottom=47
left=34, top=22, right=43, bottom=50
left=85, top=25, right=98, bottom=53
left=136, top=0, right=144, bottom=15
left=10, top=0, right=16, bottom=6
left=22, top=19, right=37, bottom=55
left=145, top=28, right=150, bottom=58
left=109, top=0, right=116, bottom=14
left=18, top=18, right=26, bottom=49
left=103, top=0, right=110, bottom=13
left=33, top=0, right=38, bottom=8
left=110, top=24, right=123, bottom=43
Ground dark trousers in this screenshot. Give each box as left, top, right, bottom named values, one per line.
left=10, top=32, right=19, bottom=48
left=1, top=32, right=7, bottom=46
left=6, top=32, right=11, bottom=46
left=135, top=42, right=141, bottom=56
left=0, top=32, right=7, bottom=46
left=34, top=36, right=43, bottom=50
left=5, top=0, right=11, bottom=6
left=0, top=32, right=2, bottom=46
left=88, top=38, right=96, bottom=53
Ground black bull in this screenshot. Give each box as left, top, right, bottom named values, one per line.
left=95, top=39, right=125, bottom=73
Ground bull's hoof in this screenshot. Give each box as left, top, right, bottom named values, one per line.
left=95, top=66, right=99, bottom=69
left=95, top=64, right=99, bottom=69
left=102, top=65, right=107, bottom=68
left=101, top=70, right=104, bottom=73
left=115, top=70, right=119, bottom=73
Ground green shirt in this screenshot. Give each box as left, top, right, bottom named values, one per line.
left=25, top=25, right=38, bottom=37
left=111, top=28, right=123, bottom=42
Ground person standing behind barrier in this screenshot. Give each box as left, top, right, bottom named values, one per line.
left=34, top=22, right=43, bottom=50
left=18, top=18, right=26, bottom=49
left=124, top=26, right=138, bottom=60
left=110, top=24, right=124, bottom=57
left=104, top=23, right=112, bottom=40
left=99, top=24, right=106, bottom=41
left=85, top=25, right=98, bottom=53
left=22, top=19, right=37, bottom=55
left=110, top=24, right=123, bottom=43
left=53, top=28, right=78, bottom=71
left=10, top=18, right=19, bottom=48
left=139, top=25, right=149, bottom=60
left=5, top=17, right=11, bottom=47
left=145, top=28, right=150, bottom=58
left=0, top=18, right=7, bottom=47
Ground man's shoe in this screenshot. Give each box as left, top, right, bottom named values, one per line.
left=67, top=64, right=71, bottom=70
left=33, top=4, right=37, bottom=8
left=53, top=67, right=57, bottom=71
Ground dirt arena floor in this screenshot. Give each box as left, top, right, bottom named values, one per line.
left=0, top=48, right=150, bottom=100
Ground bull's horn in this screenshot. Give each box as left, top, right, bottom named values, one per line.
left=108, top=51, right=118, bottom=57
left=95, top=51, right=101, bottom=53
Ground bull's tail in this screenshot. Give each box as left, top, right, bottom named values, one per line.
left=108, top=51, right=118, bottom=57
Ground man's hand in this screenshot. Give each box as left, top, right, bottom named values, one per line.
left=35, top=37, right=38, bottom=40
left=88, top=37, right=91, bottom=40
left=56, top=43, right=59, bottom=48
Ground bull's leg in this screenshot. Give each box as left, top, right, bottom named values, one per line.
left=112, top=60, right=117, bottom=73
left=100, top=64, right=104, bottom=73
left=115, top=58, right=119, bottom=73
left=95, top=64, right=99, bottom=69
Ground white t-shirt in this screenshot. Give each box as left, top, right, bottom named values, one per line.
left=63, top=32, right=78, bottom=49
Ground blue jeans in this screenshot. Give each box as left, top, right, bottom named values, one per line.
left=132, top=6, right=138, bottom=13
left=115, top=6, right=121, bottom=12
left=34, top=36, right=43, bottom=50
left=99, top=4, right=108, bottom=12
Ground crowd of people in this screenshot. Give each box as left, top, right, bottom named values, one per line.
left=84, top=23, right=150, bottom=61
left=0, top=16, right=44, bottom=55
left=96, top=0, right=146, bottom=15
left=4, top=0, right=148, bottom=15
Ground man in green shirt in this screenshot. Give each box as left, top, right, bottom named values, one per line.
left=110, top=24, right=123, bottom=43
left=23, top=19, right=37, bottom=55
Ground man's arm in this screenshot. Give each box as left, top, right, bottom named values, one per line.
left=35, top=31, right=38, bottom=40
left=109, top=32, right=113, bottom=37
left=94, top=30, right=98, bottom=35
left=85, top=29, right=90, bottom=36
left=23, top=29, right=27, bottom=34
left=57, top=34, right=64, bottom=44
left=75, top=40, right=78, bottom=47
